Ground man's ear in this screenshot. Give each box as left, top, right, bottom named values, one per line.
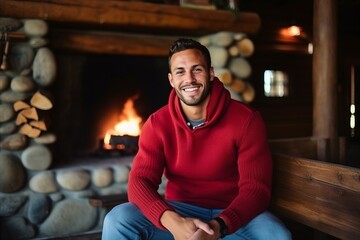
left=210, top=67, right=215, bottom=81
left=168, top=73, right=175, bottom=87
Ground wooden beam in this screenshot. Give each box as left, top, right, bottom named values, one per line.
left=0, top=0, right=261, bottom=36
left=269, top=137, right=329, bottom=161
left=50, top=30, right=176, bottom=56
left=312, top=0, right=338, bottom=162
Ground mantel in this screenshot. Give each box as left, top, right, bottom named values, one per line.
left=0, top=0, right=261, bottom=56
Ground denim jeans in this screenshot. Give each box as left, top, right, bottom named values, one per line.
left=102, top=201, right=292, bottom=240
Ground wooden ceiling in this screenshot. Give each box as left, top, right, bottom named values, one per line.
left=0, top=0, right=262, bottom=56
left=240, top=0, right=360, bottom=38
left=1, top=0, right=359, bottom=55
left=0, top=0, right=261, bottom=36
left=238, top=0, right=360, bottom=54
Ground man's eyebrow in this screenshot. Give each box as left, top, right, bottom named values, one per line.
left=192, top=64, right=206, bottom=69
left=173, top=66, right=185, bottom=71
left=173, top=64, right=204, bottom=71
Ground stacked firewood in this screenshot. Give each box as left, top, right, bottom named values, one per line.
left=14, top=90, right=53, bottom=138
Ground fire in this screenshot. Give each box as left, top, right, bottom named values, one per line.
left=103, top=97, right=142, bottom=149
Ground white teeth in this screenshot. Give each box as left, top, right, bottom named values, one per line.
left=183, top=87, right=198, bottom=92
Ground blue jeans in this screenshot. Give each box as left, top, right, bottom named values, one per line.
left=102, top=201, right=292, bottom=240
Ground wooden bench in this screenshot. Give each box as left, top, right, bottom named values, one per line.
left=271, top=153, right=360, bottom=240
left=89, top=193, right=129, bottom=210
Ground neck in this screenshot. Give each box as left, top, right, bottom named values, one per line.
left=180, top=95, right=210, bottom=121
left=181, top=103, right=205, bottom=121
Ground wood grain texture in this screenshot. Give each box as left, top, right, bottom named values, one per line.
left=271, top=154, right=360, bottom=240
left=0, top=0, right=261, bottom=36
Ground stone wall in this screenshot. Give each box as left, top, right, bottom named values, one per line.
left=0, top=156, right=132, bottom=239
left=0, top=18, right=134, bottom=239
left=198, top=31, right=256, bottom=103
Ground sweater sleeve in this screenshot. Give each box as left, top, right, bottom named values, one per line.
left=219, top=111, right=273, bottom=234
left=127, top=115, right=173, bottom=229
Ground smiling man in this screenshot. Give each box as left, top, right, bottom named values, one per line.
left=102, top=38, right=292, bottom=240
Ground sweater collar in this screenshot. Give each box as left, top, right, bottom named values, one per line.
left=168, top=77, right=231, bottom=129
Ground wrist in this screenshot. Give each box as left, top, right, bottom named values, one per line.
left=160, top=210, right=182, bottom=230
left=213, top=217, right=228, bottom=238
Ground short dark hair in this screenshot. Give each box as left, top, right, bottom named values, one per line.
left=168, top=38, right=212, bottom=72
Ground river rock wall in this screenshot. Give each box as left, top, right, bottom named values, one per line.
left=0, top=18, right=134, bottom=239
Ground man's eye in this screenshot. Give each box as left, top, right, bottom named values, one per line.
left=193, top=68, right=203, bottom=73
left=175, top=70, right=184, bottom=75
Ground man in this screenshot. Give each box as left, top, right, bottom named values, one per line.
left=102, top=38, right=291, bottom=240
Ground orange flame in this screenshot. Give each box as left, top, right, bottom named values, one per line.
left=103, top=97, right=142, bottom=149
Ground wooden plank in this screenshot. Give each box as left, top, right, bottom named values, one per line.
left=271, top=154, right=360, bottom=240
left=89, top=193, right=128, bottom=208
left=0, top=0, right=261, bottom=36
left=50, top=30, right=176, bottom=56
left=269, top=137, right=329, bottom=160
left=274, top=154, right=360, bottom=191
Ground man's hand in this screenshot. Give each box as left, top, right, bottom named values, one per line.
left=160, top=210, right=216, bottom=240
left=188, top=219, right=222, bottom=240
left=160, top=210, right=221, bottom=240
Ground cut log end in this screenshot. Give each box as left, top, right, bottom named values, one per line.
left=19, top=123, right=42, bottom=138
left=30, top=90, right=53, bottom=110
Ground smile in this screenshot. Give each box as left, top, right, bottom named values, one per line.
left=183, top=86, right=200, bottom=92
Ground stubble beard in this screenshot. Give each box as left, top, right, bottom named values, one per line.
left=176, top=81, right=210, bottom=107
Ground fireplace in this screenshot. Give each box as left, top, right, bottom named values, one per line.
left=0, top=19, right=171, bottom=237
left=52, top=52, right=171, bottom=164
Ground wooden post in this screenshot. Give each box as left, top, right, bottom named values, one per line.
left=312, top=0, right=338, bottom=162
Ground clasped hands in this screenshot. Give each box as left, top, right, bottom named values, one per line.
left=161, top=210, right=221, bottom=240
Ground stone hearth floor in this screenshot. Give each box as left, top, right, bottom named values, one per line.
left=31, top=230, right=101, bottom=240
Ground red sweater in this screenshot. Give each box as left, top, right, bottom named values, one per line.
left=128, top=78, right=272, bottom=234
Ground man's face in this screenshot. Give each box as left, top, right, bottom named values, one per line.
left=168, top=49, right=214, bottom=106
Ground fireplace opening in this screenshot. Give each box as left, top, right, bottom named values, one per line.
left=53, top=53, right=171, bottom=164
left=100, top=96, right=142, bottom=155
left=80, top=55, right=170, bottom=156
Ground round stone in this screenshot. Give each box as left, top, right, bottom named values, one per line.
left=21, top=145, right=52, bottom=170
left=92, top=167, right=113, bottom=187
left=11, top=75, right=35, bottom=92
left=9, top=43, right=35, bottom=73
left=56, top=170, right=90, bottom=191
left=0, top=75, right=10, bottom=90
left=0, top=103, right=15, bottom=122
left=0, top=154, right=26, bottom=193
left=113, top=165, right=130, bottom=183
left=208, top=46, right=228, bottom=68
left=229, top=57, right=252, bottom=79
left=32, top=47, right=56, bottom=87
left=0, top=122, right=17, bottom=135
left=39, top=199, right=97, bottom=236
left=29, top=171, right=57, bottom=193
left=29, top=37, right=48, bottom=48
left=237, top=38, right=255, bottom=57
left=0, top=18, right=22, bottom=32
left=24, top=19, right=48, bottom=37
left=210, top=31, right=234, bottom=47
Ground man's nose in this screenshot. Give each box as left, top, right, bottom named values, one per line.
left=186, top=71, right=196, bottom=82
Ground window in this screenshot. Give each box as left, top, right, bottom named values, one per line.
left=264, top=70, right=289, bottom=97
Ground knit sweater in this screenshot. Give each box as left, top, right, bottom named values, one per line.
left=128, top=78, right=272, bottom=234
